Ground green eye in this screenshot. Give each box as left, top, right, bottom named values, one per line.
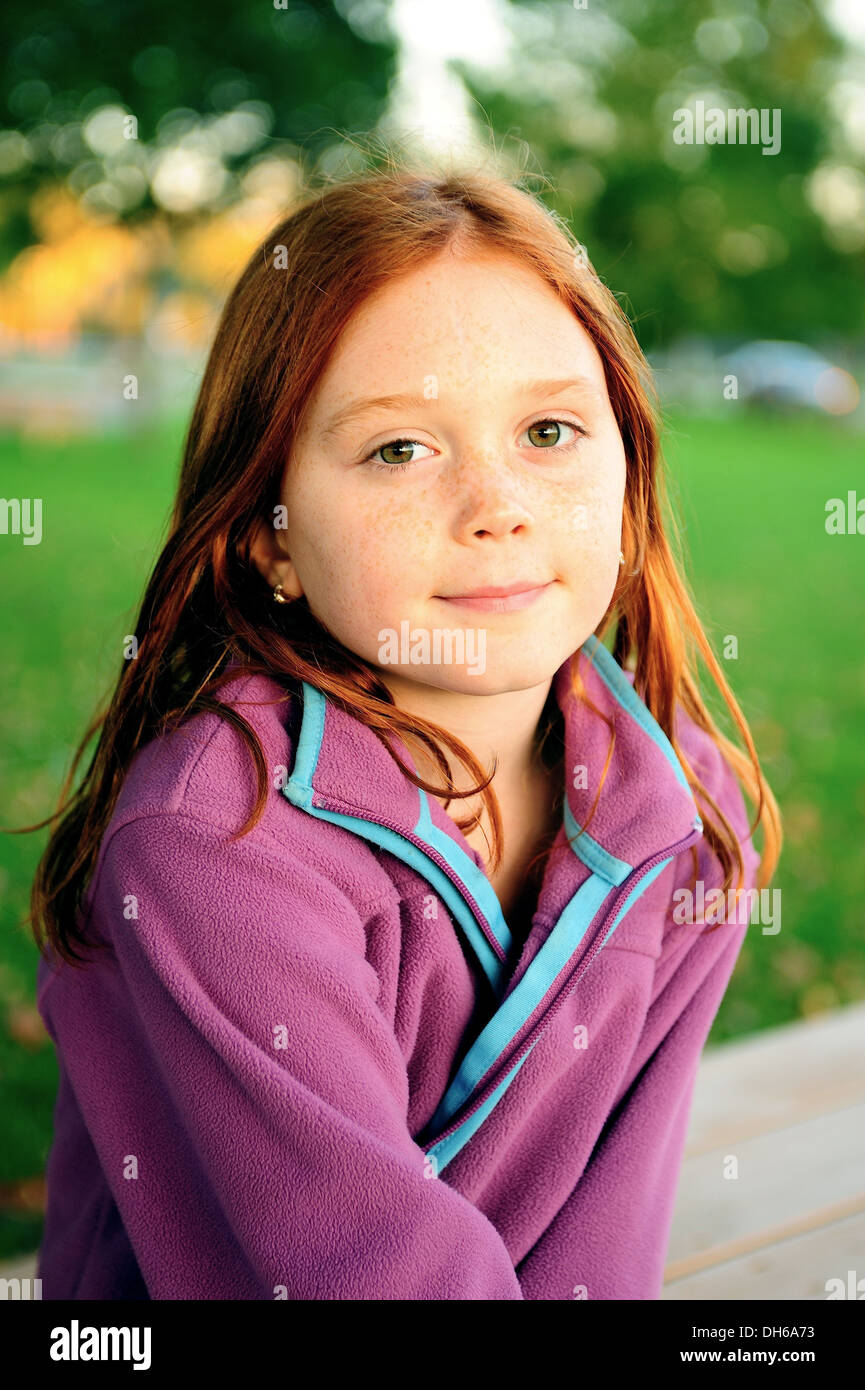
left=522, top=419, right=586, bottom=449
left=360, top=419, right=588, bottom=475
left=379, top=441, right=416, bottom=466
left=362, top=438, right=436, bottom=472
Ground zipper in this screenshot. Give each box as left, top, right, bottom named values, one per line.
left=309, top=791, right=510, bottom=966
left=421, top=822, right=703, bottom=1153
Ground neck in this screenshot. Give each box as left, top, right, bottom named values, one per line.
left=377, top=670, right=558, bottom=807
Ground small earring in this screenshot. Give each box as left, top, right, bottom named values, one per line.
left=618, top=550, right=625, bottom=565
left=273, top=583, right=291, bottom=604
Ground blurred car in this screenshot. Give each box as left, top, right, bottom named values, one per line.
left=719, top=340, right=860, bottom=415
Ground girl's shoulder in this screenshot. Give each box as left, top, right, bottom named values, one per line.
left=92, top=668, right=390, bottom=917
left=113, top=667, right=300, bottom=834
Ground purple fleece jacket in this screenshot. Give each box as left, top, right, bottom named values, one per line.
left=35, top=634, right=760, bottom=1300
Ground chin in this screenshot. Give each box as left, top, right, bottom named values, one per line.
left=411, top=656, right=562, bottom=696
left=367, top=616, right=583, bottom=695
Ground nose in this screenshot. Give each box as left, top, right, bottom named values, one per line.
left=448, top=448, right=535, bottom=542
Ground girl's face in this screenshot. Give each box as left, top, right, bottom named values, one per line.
left=253, top=249, right=627, bottom=696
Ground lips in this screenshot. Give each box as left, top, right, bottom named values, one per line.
left=435, top=580, right=555, bottom=614
left=438, top=580, right=552, bottom=599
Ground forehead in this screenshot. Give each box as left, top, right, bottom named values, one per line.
left=313, top=250, right=606, bottom=400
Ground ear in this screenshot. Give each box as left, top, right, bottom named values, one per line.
left=248, top=516, right=304, bottom=599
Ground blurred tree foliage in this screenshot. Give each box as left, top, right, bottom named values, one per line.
left=457, top=0, right=863, bottom=349
left=1, top=0, right=863, bottom=348
left=0, top=0, right=397, bottom=262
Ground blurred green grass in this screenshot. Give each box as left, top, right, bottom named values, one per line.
left=1, top=406, right=864, bottom=1260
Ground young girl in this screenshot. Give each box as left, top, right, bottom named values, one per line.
left=25, top=161, right=780, bottom=1301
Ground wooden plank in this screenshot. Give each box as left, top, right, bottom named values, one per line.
left=685, top=1001, right=865, bottom=1155
left=667, top=1191, right=865, bottom=1279
left=667, top=1102, right=865, bottom=1263
left=666, top=1005, right=865, bottom=1298
left=663, top=1209, right=865, bottom=1300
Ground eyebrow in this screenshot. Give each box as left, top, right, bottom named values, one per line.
left=320, top=375, right=605, bottom=439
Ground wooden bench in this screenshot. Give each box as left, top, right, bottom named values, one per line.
left=663, top=1000, right=865, bottom=1299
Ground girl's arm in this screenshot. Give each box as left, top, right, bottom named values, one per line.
left=62, top=810, right=524, bottom=1300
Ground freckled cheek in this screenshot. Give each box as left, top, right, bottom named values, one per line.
left=351, top=499, right=440, bottom=611
left=287, top=490, right=434, bottom=618
left=541, top=470, right=624, bottom=606
left=545, top=483, right=622, bottom=549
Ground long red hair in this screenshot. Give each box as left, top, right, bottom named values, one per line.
left=11, top=154, right=781, bottom=965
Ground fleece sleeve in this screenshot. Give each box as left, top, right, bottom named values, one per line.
left=78, top=810, right=524, bottom=1300
left=515, top=750, right=761, bottom=1301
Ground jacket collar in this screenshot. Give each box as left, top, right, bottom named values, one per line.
left=278, top=635, right=702, bottom=987
left=553, top=634, right=703, bottom=879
